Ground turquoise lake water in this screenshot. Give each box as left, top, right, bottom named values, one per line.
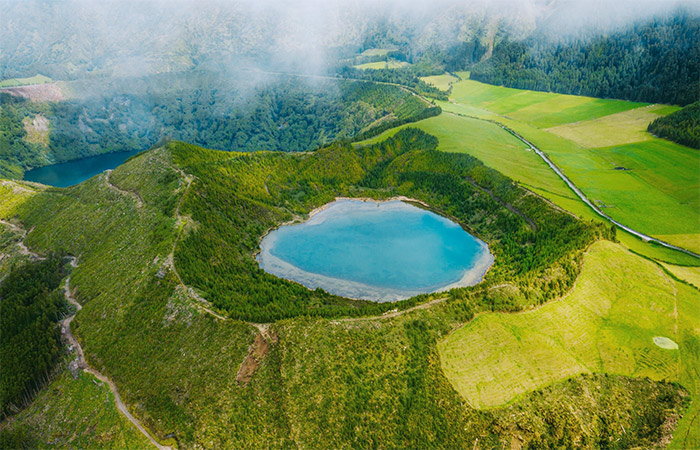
left=257, top=199, right=493, bottom=302
left=23, top=150, right=143, bottom=187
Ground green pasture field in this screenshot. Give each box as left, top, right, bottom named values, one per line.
left=1, top=371, right=153, bottom=449
left=438, top=240, right=700, bottom=449
left=356, top=109, right=700, bottom=263
left=437, top=81, right=700, bottom=257
left=449, top=79, right=646, bottom=127
left=661, top=262, right=700, bottom=289
left=354, top=60, right=411, bottom=70
left=419, top=74, right=459, bottom=91
left=546, top=104, right=682, bottom=148
left=0, top=74, right=52, bottom=88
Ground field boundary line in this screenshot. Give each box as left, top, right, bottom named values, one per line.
left=445, top=111, right=700, bottom=260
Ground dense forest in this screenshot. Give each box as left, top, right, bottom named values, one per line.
left=648, top=101, right=700, bottom=149
left=470, top=13, right=700, bottom=105
left=336, top=66, right=449, bottom=100
left=172, top=128, right=610, bottom=322
left=0, top=255, right=67, bottom=417
left=0, top=73, right=438, bottom=178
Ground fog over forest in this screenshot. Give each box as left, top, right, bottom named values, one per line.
left=1, top=0, right=697, bottom=79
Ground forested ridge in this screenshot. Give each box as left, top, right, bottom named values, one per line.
left=173, top=128, right=610, bottom=322
left=470, top=12, right=700, bottom=105
left=0, top=73, right=437, bottom=178
left=648, top=101, right=700, bottom=149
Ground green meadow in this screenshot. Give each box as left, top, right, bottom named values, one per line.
left=546, top=104, right=682, bottom=148
left=437, top=77, right=699, bottom=257
left=438, top=240, right=700, bottom=449
left=353, top=60, right=411, bottom=70
left=448, top=79, right=647, bottom=128
left=0, top=74, right=52, bottom=88
left=419, top=74, right=459, bottom=91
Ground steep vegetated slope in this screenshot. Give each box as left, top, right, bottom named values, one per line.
left=471, top=13, right=700, bottom=105
left=173, top=128, right=607, bottom=322
left=0, top=73, right=438, bottom=178
left=0, top=130, right=690, bottom=449
left=648, top=101, right=700, bottom=149
left=0, top=256, right=67, bottom=417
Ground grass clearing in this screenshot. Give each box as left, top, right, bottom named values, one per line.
left=661, top=262, right=700, bottom=289
left=354, top=60, right=411, bottom=70
left=0, top=74, right=52, bottom=88
left=438, top=240, right=700, bottom=448
left=546, top=104, right=681, bottom=148
left=439, top=93, right=700, bottom=254
left=419, top=74, right=458, bottom=91
left=449, top=79, right=646, bottom=127
left=359, top=48, right=395, bottom=57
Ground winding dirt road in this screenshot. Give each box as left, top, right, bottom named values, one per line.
left=105, top=170, right=143, bottom=208
left=61, top=261, right=172, bottom=450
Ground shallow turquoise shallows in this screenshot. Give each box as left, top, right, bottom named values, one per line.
left=257, top=199, right=494, bottom=302
left=23, top=150, right=143, bottom=187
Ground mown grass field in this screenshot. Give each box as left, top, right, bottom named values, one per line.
left=358, top=48, right=395, bottom=57
left=419, top=74, right=459, bottom=91
left=438, top=240, right=700, bottom=449
left=0, top=74, right=52, bottom=88
left=546, top=104, right=681, bottom=148
left=449, top=79, right=647, bottom=128
left=661, top=262, right=700, bottom=289
left=354, top=60, right=411, bottom=70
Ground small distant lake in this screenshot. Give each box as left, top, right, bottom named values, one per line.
left=257, top=199, right=494, bottom=302
left=23, top=149, right=143, bottom=187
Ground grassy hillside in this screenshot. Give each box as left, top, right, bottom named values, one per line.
left=0, top=74, right=51, bottom=89
left=439, top=240, right=700, bottom=449
left=0, top=371, right=155, bottom=449
left=0, top=132, right=686, bottom=448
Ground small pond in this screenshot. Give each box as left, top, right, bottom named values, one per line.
left=23, top=149, right=143, bottom=187
left=257, top=199, right=494, bottom=302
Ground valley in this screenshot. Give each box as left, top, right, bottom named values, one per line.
left=0, top=2, right=699, bottom=449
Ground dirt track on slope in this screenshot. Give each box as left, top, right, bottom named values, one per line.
left=61, top=261, right=172, bottom=450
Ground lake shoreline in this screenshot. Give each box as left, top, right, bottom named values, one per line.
left=256, top=198, right=495, bottom=302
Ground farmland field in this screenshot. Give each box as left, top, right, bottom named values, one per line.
left=546, top=104, right=682, bottom=148
left=437, top=77, right=700, bottom=257
left=0, top=74, right=52, bottom=88
left=438, top=240, right=700, bottom=449
left=419, top=74, right=459, bottom=91
left=353, top=60, right=411, bottom=70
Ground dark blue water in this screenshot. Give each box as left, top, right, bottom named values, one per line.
left=23, top=150, right=143, bottom=187
left=258, top=199, right=493, bottom=301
